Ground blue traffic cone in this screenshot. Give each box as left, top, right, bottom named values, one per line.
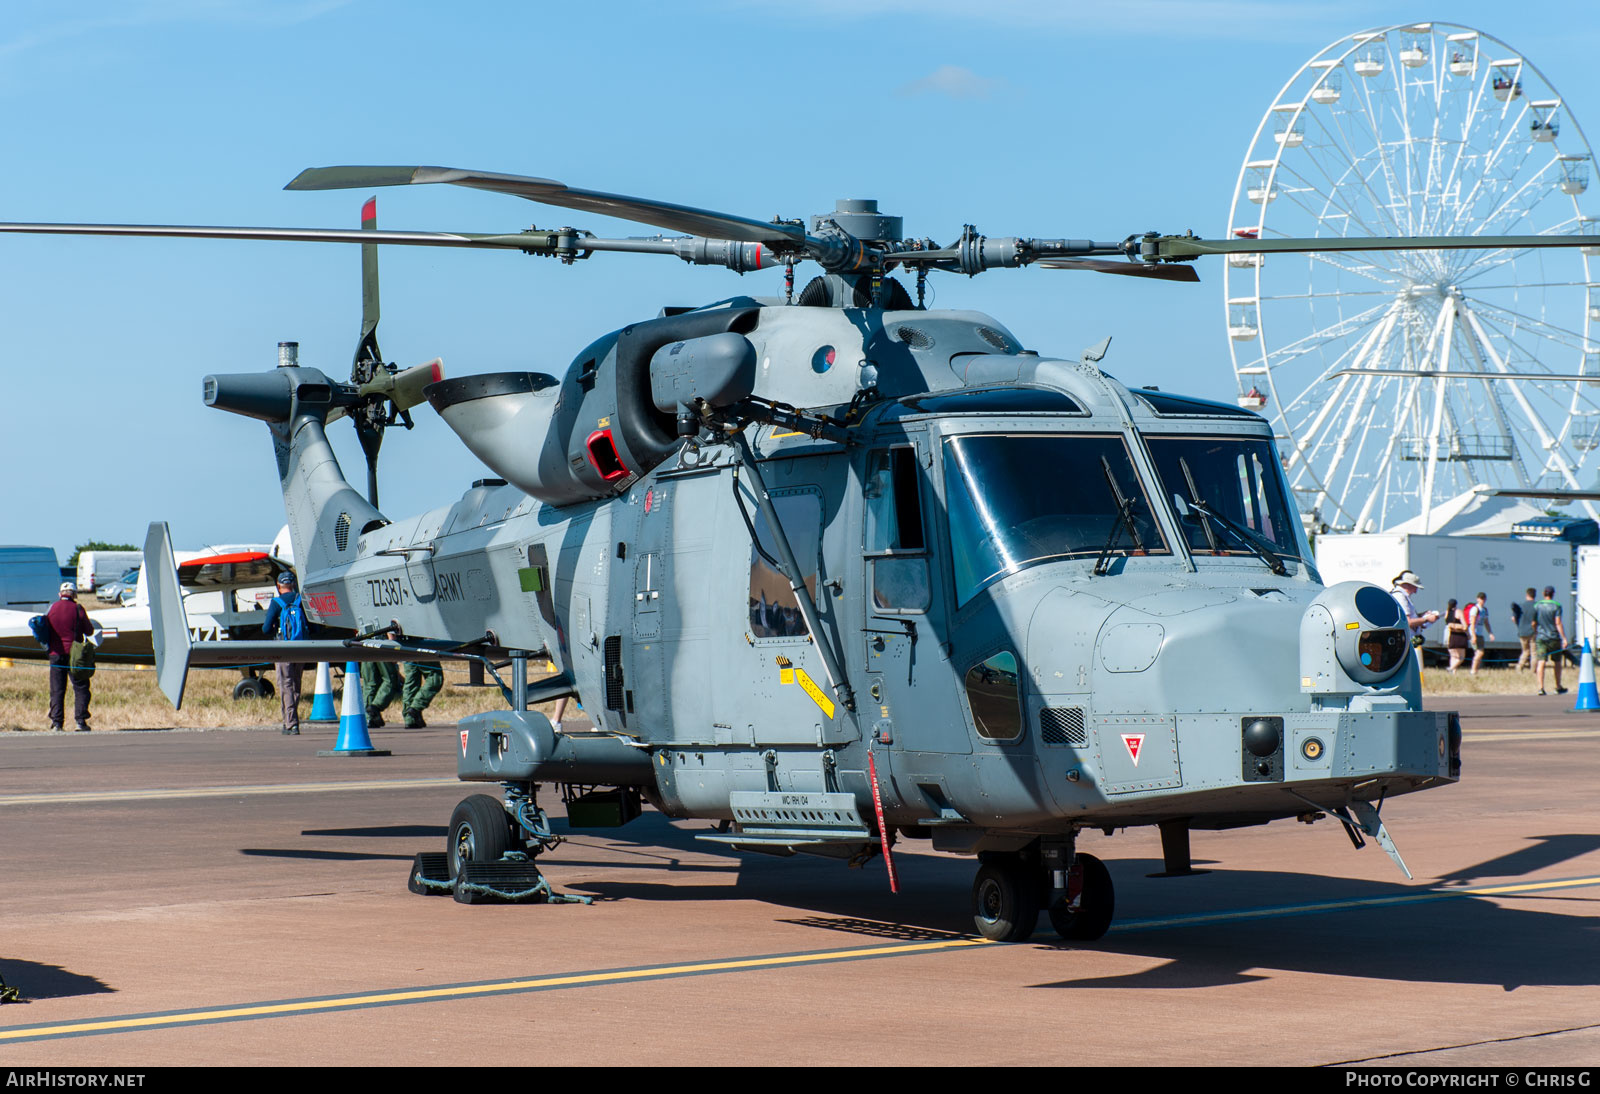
left=308, top=662, right=338, bottom=722
left=317, top=661, right=391, bottom=757
left=1575, top=641, right=1600, bottom=713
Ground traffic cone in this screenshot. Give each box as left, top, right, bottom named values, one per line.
left=317, top=661, right=391, bottom=757
left=1575, top=641, right=1600, bottom=713
left=308, top=662, right=338, bottom=722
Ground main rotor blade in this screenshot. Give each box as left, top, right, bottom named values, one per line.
left=287, top=165, right=808, bottom=249
left=1153, top=234, right=1598, bottom=258
left=1040, top=258, right=1200, bottom=282
left=0, top=222, right=559, bottom=250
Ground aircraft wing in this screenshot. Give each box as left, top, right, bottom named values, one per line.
left=177, top=551, right=290, bottom=591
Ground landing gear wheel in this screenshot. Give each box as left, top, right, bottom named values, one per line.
left=232, top=677, right=273, bottom=701
left=972, top=860, right=1041, bottom=942
left=1048, top=853, right=1114, bottom=941
left=447, top=794, right=514, bottom=880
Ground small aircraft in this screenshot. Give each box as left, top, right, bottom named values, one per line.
left=17, top=166, right=1578, bottom=940
left=0, top=546, right=292, bottom=697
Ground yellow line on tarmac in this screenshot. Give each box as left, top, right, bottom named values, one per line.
left=0, top=938, right=990, bottom=1043
left=1467, top=731, right=1600, bottom=743
left=0, top=777, right=459, bottom=807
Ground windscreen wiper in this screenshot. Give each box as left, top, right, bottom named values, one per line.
left=1175, top=496, right=1288, bottom=576
left=1094, top=455, right=1147, bottom=576
left=1178, top=458, right=1219, bottom=553
left=1174, top=456, right=1287, bottom=576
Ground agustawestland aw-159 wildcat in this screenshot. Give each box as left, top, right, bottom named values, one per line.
left=16, top=164, right=1576, bottom=940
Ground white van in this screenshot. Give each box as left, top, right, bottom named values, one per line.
left=76, top=550, right=143, bottom=593
left=0, top=545, right=65, bottom=611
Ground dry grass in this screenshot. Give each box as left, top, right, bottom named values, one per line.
left=0, top=651, right=1570, bottom=731
left=0, top=659, right=569, bottom=732
left=1419, top=662, right=1574, bottom=695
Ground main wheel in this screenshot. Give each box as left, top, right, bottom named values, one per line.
left=1047, top=853, right=1115, bottom=941
left=447, top=795, right=513, bottom=880
left=971, top=860, right=1041, bottom=943
left=232, top=677, right=265, bottom=701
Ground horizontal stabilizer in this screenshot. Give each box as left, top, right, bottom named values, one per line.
left=185, top=640, right=484, bottom=666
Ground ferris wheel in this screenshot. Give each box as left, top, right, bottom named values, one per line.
left=1226, top=22, right=1600, bottom=533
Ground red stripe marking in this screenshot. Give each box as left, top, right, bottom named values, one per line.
left=362, top=197, right=377, bottom=227
left=867, top=750, right=899, bottom=894
left=178, top=552, right=271, bottom=568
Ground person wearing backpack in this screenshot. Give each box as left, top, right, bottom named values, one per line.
left=43, top=582, right=95, bottom=731
left=262, top=571, right=310, bottom=735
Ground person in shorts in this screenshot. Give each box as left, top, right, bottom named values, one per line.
left=1514, top=588, right=1536, bottom=671
left=1532, top=586, right=1569, bottom=696
left=1465, top=592, right=1494, bottom=675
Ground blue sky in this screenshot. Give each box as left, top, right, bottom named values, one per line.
left=4, top=0, right=1598, bottom=559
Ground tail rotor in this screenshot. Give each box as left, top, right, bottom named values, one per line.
left=343, top=197, right=440, bottom=508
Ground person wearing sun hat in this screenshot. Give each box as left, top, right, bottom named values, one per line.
left=1391, top=570, right=1439, bottom=644
left=44, top=581, right=94, bottom=731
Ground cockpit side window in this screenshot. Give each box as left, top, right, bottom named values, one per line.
left=865, top=447, right=930, bottom=613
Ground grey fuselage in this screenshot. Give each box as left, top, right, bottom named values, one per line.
left=259, top=298, right=1453, bottom=853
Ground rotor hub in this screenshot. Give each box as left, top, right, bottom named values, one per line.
left=809, top=199, right=902, bottom=245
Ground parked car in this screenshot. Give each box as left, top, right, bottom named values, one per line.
left=98, top=566, right=141, bottom=603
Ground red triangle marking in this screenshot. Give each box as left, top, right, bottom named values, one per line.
left=1122, top=733, right=1145, bottom=765
left=460, top=730, right=470, bottom=756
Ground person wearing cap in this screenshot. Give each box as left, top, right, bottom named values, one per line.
left=44, top=581, right=94, bottom=731
left=262, top=571, right=309, bottom=735
left=1391, top=571, right=1439, bottom=642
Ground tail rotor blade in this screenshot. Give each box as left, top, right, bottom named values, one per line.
left=361, top=196, right=380, bottom=345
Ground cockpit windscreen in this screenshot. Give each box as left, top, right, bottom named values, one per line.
left=943, top=433, right=1169, bottom=604
left=1145, top=436, right=1309, bottom=563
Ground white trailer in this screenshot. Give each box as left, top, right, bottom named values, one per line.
left=1315, top=533, right=1572, bottom=655
left=1574, top=545, right=1600, bottom=648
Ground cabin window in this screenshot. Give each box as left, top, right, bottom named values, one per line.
left=965, top=651, right=1024, bottom=741
left=747, top=487, right=822, bottom=640
left=941, top=433, right=1169, bottom=605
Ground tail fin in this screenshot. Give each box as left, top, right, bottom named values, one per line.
left=144, top=521, right=192, bottom=709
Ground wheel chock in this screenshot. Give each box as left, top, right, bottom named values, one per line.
left=408, top=851, right=453, bottom=896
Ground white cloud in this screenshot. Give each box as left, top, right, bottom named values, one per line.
left=896, top=65, right=1004, bottom=100
left=0, top=0, right=350, bottom=59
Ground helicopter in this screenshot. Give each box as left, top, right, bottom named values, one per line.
left=18, top=166, right=1584, bottom=942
